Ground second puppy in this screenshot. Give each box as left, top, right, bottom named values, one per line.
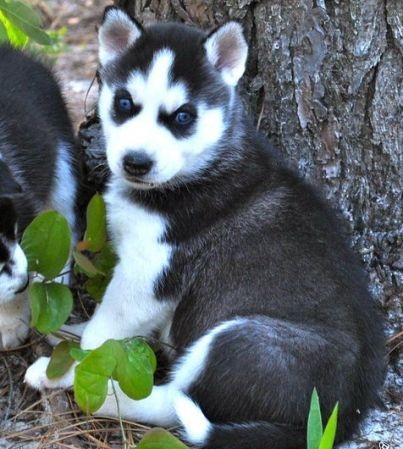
left=0, top=45, right=80, bottom=349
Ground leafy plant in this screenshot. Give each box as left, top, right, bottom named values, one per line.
left=0, top=0, right=67, bottom=55
left=21, top=194, right=114, bottom=333
left=72, top=338, right=156, bottom=414
left=21, top=194, right=188, bottom=447
left=74, top=193, right=115, bottom=302
left=46, top=340, right=80, bottom=378
left=137, top=428, right=189, bottom=449
left=21, top=211, right=73, bottom=334
left=0, top=0, right=51, bottom=47
left=22, top=210, right=71, bottom=279
left=307, top=388, right=339, bottom=449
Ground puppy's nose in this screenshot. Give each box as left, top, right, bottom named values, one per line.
left=123, top=151, right=153, bottom=177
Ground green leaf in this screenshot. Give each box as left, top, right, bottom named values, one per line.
left=29, top=282, right=73, bottom=334
left=0, top=9, right=27, bottom=46
left=0, top=0, right=51, bottom=45
left=126, top=338, right=157, bottom=373
left=70, top=347, right=91, bottom=362
left=307, top=388, right=323, bottom=449
left=0, top=16, right=7, bottom=40
left=21, top=210, right=71, bottom=279
left=73, top=250, right=104, bottom=278
left=73, top=338, right=158, bottom=415
left=93, top=242, right=117, bottom=273
left=74, top=339, right=123, bottom=414
left=84, top=275, right=109, bottom=303
left=318, top=402, right=339, bottom=449
left=114, top=339, right=156, bottom=400
left=84, top=243, right=117, bottom=302
left=83, top=193, right=107, bottom=252
left=46, top=340, right=80, bottom=379
left=137, top=428, right=189, bottom=449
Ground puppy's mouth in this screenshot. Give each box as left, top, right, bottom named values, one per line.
left=15, top=276, right=29, bottom=294
left=123, top=175, right=157, bottom=189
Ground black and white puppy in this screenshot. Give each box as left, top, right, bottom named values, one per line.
left=0, top=45, right=79, bottom=349
left=26, top=8, right=385, bottom=449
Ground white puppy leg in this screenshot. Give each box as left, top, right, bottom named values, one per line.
left=46, top=321, right=88, bottom=347
left=29, top=323, right=87, bottom=387
left=95, top=381, right=177, bottom=427
left=95, top=382, right=212, bottom=447
left=95, top=322, right=235, bottom=441
left=0, top=292, right=30, bottom=349
left=25, top=356, right=77, bottom=390
left=80, top=259, right=174, bottom=350
left=25, top=259, right=173, bottom=390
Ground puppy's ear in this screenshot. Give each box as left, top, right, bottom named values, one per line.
left=98, top=6, right=143, bottom=66
left=0, top=161, right=22, bottom=196
left=203, top=22, right=248, bottom=86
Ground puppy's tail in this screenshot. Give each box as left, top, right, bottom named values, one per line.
left=174, top=393, right=305, bottom=449
left=203, top=422, right=305, bottom=449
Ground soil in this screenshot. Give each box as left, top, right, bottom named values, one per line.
left=49, top=0, right=109, bottom=127
left=0, top=1, right=402, bottom=448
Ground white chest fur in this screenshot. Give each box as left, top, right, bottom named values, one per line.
left=105, top=180, right=172, bottom=297
left=78, top=179, right=176, bottom=345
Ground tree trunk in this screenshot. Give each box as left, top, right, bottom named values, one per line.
left=81, top=0, right=402, bottom=443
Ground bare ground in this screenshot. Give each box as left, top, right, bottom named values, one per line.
left=0, top=1, right=402, bottom=448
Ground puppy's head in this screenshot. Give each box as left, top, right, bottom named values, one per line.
left=98, top=7, right=248, bottom=189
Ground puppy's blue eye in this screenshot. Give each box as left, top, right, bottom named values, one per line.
left=118, top=98, right=133, bottom=111
left=113, top=90, right=141, bottom=123
left=175, top=111, right=194, bottom=126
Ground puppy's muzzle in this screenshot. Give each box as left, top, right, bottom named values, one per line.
left=123, top=151, right=153, bottom=178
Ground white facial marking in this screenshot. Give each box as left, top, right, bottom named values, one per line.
left=99, top=48, right=226, bottom=187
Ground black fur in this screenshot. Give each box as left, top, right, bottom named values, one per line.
left=120, top=124, right=385, bottom=445
left=0, top=45, right=78, bottom=232
left=101, top=17, right=385, bottom=448
left=0, top=160, right=22, bottom=196
left=0, top=198, right=17, bottom=262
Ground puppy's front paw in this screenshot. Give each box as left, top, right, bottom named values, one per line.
left=24, top=357, right=52, bottom=390
left=0, top=318, right=29, bottom=349
left=0, top=293, right=30, bottom=349
left=25, top=357, right=76, bottom=390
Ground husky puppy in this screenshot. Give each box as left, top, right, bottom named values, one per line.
left=0, top=45, right=79, bottom=349
left=25, top=7, right=385, bottom=448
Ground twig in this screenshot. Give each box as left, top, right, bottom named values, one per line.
left=1, top=357, right=13, bottom=423
left=111, top=379, right=129, bottom=448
